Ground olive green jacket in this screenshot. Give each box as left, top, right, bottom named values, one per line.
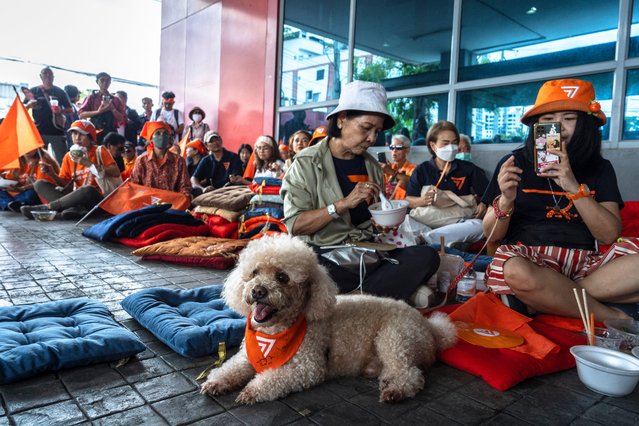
left=281, top=138, right=383, bottom=246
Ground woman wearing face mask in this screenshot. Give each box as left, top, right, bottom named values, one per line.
left=130, top=121, right=192, bottom=200
left=184, top=107, right=210, bottom=141
left=405, top=120, right=488, bottom=246
left=457, top=134, right=472, bottom=161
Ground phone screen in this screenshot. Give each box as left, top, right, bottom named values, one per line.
left=533, top=122, right=561, bottom=173
left=377, top=152, right=387, bottom=163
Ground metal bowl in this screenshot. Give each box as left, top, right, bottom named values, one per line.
left=31, top=210, right=57, bottom=222
left=570, top=345, right=639, bottom=397
left=604, top=319, right=639, bottom=352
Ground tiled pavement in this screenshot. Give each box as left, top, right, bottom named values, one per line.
left=0, top=212, right=638, bottom=426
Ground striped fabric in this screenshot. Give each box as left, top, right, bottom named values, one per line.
left=486, top=238, right=639, bottom=294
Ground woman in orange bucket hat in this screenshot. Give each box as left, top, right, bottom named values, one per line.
left=481, top=78, right=639, bottom=321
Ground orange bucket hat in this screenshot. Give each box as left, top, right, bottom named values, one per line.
left=309, top=125, right=328, bottom=146
left=140, top=121, right=173, bottom=141
left=521, top=79, right=606, bottom=126
left=186, top=138, right=206, bottom=155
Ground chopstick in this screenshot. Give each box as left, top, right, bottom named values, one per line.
left=440, top=236, right=445, bottom=256
left=573, top=288, right=595, bottom=345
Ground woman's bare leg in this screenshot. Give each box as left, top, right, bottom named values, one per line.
left=503, top=257, right=628, bottom=321
left=578, top=255, right=639, bottom=303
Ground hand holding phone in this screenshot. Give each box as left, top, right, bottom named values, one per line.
left=534, top=122, right=561, bottom=174
left=377, top=152, right=387, bottom=163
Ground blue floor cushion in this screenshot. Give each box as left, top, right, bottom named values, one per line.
left=0, top=298, right=146, bottom=384
left=121, top=285, right=246, bottom=358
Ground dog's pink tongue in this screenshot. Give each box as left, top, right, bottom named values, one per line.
left=253, top=304, right=274, bottom=322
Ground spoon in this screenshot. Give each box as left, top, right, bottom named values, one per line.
left=379, top=191, right=393, bottom=211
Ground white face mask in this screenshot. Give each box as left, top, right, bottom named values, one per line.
left=435, top=144, right=459, bottom=162
left=192, top=114, right=202, bottom=123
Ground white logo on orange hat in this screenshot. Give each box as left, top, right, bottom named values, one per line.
left=561, top=86, right=580, bottom=98
left=151, top=196, right=162, bottom=204
left=256, top=336, right=276, bottom=357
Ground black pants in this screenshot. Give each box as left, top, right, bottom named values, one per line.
left=314, top=245, right=440, bottom=302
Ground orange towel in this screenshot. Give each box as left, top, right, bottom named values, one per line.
left=449, top=292, right=559, bottom=359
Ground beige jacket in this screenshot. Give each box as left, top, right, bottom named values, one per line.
left=281, top=138, right=383, bottom=246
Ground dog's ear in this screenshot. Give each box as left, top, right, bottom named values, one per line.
left=221, top=266, right=250, bottom=316
left=304, top=263, right=338, bottom=321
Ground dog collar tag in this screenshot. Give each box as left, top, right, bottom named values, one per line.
left=245, top=313, right=307, bottom=373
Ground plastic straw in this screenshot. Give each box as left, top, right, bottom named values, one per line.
left=589, top=312, right=595, bottom=346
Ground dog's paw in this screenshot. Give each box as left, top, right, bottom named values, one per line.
left=379, top=386, right=407, bottom=403
left=236, top=387, right=258, bottom=405
left=200, top=379, right=226, bottom=396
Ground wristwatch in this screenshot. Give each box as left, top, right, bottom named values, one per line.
left=566, top=184, right=591, bottom=201
left=327, top=203, right=340, bottom=219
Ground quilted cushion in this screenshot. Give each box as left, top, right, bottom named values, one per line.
left=0, top=298, right=145, bottom=384
left=131, top=236, right=248, bottom=258
left=192, top=186, right=254, bottom=211
left=121, top=285, right=246, bottom=357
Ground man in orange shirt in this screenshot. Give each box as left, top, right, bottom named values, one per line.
left=380, top=134, right=416, bottom=200
left=21, top=120, right=120, bottom=220
left=130, top=121, right=191, bottom=200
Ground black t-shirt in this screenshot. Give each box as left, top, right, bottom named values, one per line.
left=481, top=148, right=624, bottom=250
left=192, top=149, right=243, bottom=189
left=28, top=85, right=72, bottom=136
left=406, top=158, right=488, bottom=198
left=332, top=156, right=371, bottom=226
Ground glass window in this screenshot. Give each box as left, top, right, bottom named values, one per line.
left=456, top=73, right=613, bottom=144
left=387, top=94, right=448, bottom=145
left=623, top=68, right=639, bottom=140
left=279, top=106, right=331, bottom=144
left=459, top=1, right=618, bottom=81
left=281, top=0, right=350, bottom=107
left=353, top=1, right=454, bottom=90
left=630, top=0, right=639, bottom=57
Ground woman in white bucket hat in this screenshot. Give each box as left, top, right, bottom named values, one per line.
left=281, top=80, right=440, bottom=302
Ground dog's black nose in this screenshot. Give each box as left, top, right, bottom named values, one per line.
left=251, top=285, right=267, bottom=300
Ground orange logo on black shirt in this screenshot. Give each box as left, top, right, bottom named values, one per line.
left=451, top=176, right=466, bottom=191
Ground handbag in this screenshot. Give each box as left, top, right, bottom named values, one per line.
left=409, top=184, right=477, bottom=229
left=94, top=146, right=123, bottom=195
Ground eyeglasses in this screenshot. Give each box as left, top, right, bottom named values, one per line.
left=389, top=146, right=405, bottom=151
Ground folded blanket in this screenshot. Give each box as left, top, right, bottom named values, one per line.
left=249, top=194, right=284, bottom=205
left=240, top=207, right=284, bottom=220
left=114, top=224, right=211, bottom=247
left=248, top=183, right=281, bottom=195
left=83, top=204, right=172, bottom=242
left=253, top=177, right=282, bottom=187
left=239, top=222, right=287, bottom=239
left=193, top=206, right=241, bottom=222
left=114, top=210, right=204, bottom=238
left=192, top=186, right=254, bottom=211
left=132, top=236, right=248, bottom=258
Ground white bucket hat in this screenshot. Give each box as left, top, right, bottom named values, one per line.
left=326, top=80, right=396, bottom=130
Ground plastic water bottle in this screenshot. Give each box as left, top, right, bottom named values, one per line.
left=456, top=270, right=476, bottom=303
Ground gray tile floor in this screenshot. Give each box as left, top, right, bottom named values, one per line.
left=0, top=212, right=637, bottom=425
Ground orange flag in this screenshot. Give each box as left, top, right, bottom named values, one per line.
left=100, top=180, right=189, bottom=215
left=0, top=96, right=44, bottom=169
left=178, top=127, right=191, bottom=158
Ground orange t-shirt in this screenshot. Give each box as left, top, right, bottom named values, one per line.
left=59, top=145, right=115, bottom=192
left=1, top=156, right=56, bottom=195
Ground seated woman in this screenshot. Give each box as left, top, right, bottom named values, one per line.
left=0, top=148, right=59, bottom=212
left=482, top=78, right=639, bottom=321
left=235, top=135, right=285, bottom=184
left=380, top=134, right=416, bottom=200
left=285, top=130, right=311, bottom=169
left=130, top=121, right=192, bottom=200
left=405, top=121, right=488, bottom=246
left=237, top=143, right=253, bottom=176
left=281, top=80, right=439, bottom=302
left=185, top=138, right=206, bottom=176
left=21, top=120, right=120, bottom=220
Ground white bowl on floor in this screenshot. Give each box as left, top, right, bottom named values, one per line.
left=570, top=345, right=639, bottom=397
left=32, top=210, right=57, bottom=221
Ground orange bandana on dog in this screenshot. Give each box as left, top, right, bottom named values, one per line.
left=245, top=314, right=307, bottom=373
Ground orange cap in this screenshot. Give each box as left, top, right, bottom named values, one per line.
left=67, top=119, right=97, bottom=142
left=521, top=79, right=606, bottom=126
left=278, top=144, right=289, bottom=152
left=186, top=138, right=206, bottom=155
left=309, top=125, right=328, bottom=146
left=140, top=121, right=173, bottom=141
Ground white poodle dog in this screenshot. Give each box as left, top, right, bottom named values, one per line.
left=201, top=234, right=456, bottom=404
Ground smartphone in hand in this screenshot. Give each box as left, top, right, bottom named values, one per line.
left=534, top=122, right=561, bottom=173
left=377, top=152, right=387, bottom=163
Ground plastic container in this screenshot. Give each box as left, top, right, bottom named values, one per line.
left=583, top=328, right=623, bottom=351
left=368, top=200, right=409, bottom=227
left=604, top=319, right=639, bottom=352
left=32, top=210, right=57, bottom=221
left=570, top=345, right=639, bottom=397
left=456, top=270, right=476, bottom=303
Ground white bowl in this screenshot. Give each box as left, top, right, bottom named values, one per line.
left=604, top=319, right=639, bottom=352
left=570, top=345, right=639, bottom=397
left=633, top=346, right=639, bottom=359
left=31, top=210, right=57, bottom=221
left=369, top=200, right=409, bottom=227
